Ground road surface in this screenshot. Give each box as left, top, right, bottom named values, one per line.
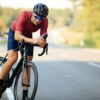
left=33, top=43, right=100, bottom=100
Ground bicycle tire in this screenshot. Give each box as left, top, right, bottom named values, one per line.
left=14, top=62, right=38, bottom=100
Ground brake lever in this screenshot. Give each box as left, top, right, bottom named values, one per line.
left=37, top=34, right=48, bottom=56
left=38, top=43, right=48, bottom=56
left=46, top=43, right=48, bottom=55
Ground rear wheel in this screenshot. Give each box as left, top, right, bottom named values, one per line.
left=14, top=62, right=38, bottom=100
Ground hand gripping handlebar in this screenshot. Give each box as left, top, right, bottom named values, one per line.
left=34, top=34, right=48, bottom=56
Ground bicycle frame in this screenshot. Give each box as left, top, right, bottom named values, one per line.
left=0, top=34, right=48, bottom=98
left=1, top=42, right=48, bottom=88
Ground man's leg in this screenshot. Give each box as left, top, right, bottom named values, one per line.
left=0, top=50, right=18, bottom=97
left=22, top=56, right=33, bottom=100
left=0, top=50, right=18, bottom=79
left=22, top=34, right=33, bottom=99
left=0, top=28, right=18, bottom=79
left=0, top=28, right=18, bottom=97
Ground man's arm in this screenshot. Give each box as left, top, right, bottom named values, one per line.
left=15, top=31, right=46, bottom=47
left=14, top=31, right=35, bottom=43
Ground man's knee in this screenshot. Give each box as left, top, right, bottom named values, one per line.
left=8, top=56, right=18, bottom=64
left=8, top=51, right=18, bottom=64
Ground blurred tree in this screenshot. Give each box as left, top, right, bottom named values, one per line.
left=49, top=8, right=73, bottom=29
left=0, top=19, right=6, bottom=32
left=69, top=0, right=85, bottom=32
left=82, top=0, right=100, bottom=47
left=70, top=0, right=78, bottom=12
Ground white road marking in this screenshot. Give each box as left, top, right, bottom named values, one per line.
left=6, top=88, right=14, bottom=100
left=88, top=62, right=100, bottom=68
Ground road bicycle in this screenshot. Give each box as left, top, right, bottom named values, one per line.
left=0, top=34, right=48, bottom=100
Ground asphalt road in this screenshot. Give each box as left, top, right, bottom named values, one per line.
left=33, top=43, right=100, bottom=100
left=35, top=60, right=100, bottom=100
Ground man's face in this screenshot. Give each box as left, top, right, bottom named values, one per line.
left=32, top=13, right=45, bottom=25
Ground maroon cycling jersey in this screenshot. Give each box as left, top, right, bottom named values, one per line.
left=11, top=11, right=48, bottom=36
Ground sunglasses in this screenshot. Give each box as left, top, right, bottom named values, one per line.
left=34, top=15, right=45, bottom=21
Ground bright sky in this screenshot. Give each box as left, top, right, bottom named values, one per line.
left=0, top=0, right=73, bottom=9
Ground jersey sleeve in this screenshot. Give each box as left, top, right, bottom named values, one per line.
left=15, top=12, right=26, bottom=32
left=40, top=18, right=48, bottom=35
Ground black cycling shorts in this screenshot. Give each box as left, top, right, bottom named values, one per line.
left=8, top=28, right=33, bottom=56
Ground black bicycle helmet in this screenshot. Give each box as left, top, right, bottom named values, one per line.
left=33, top=3, right=48, bottom=17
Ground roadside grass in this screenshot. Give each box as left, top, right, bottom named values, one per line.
left=59, top=29, right=83, bottom=47
left=59, top=28, right=100, bottom=48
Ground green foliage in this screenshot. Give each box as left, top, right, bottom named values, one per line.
left=48, top=8, right=74, bottom=28
left=68, top=0, right=100, bottom=48
left=82, top=0, right=100, bottom=48
left=83, top=33, right=95, bottom=48
left=0, top=6, right=26, bottom=30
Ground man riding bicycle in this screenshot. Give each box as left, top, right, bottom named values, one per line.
left=0, top=3, right=49, bottom=100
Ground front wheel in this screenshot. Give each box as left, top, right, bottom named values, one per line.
left=14, top=62, right=38, bottom=100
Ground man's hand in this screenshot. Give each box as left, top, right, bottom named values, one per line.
left=33, top=37, right=47, bottom=48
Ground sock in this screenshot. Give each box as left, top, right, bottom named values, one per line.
left=23, top=90, right=28, bottom=99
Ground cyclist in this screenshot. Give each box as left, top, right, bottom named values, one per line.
left=0, top=3, right=49, bottom=100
